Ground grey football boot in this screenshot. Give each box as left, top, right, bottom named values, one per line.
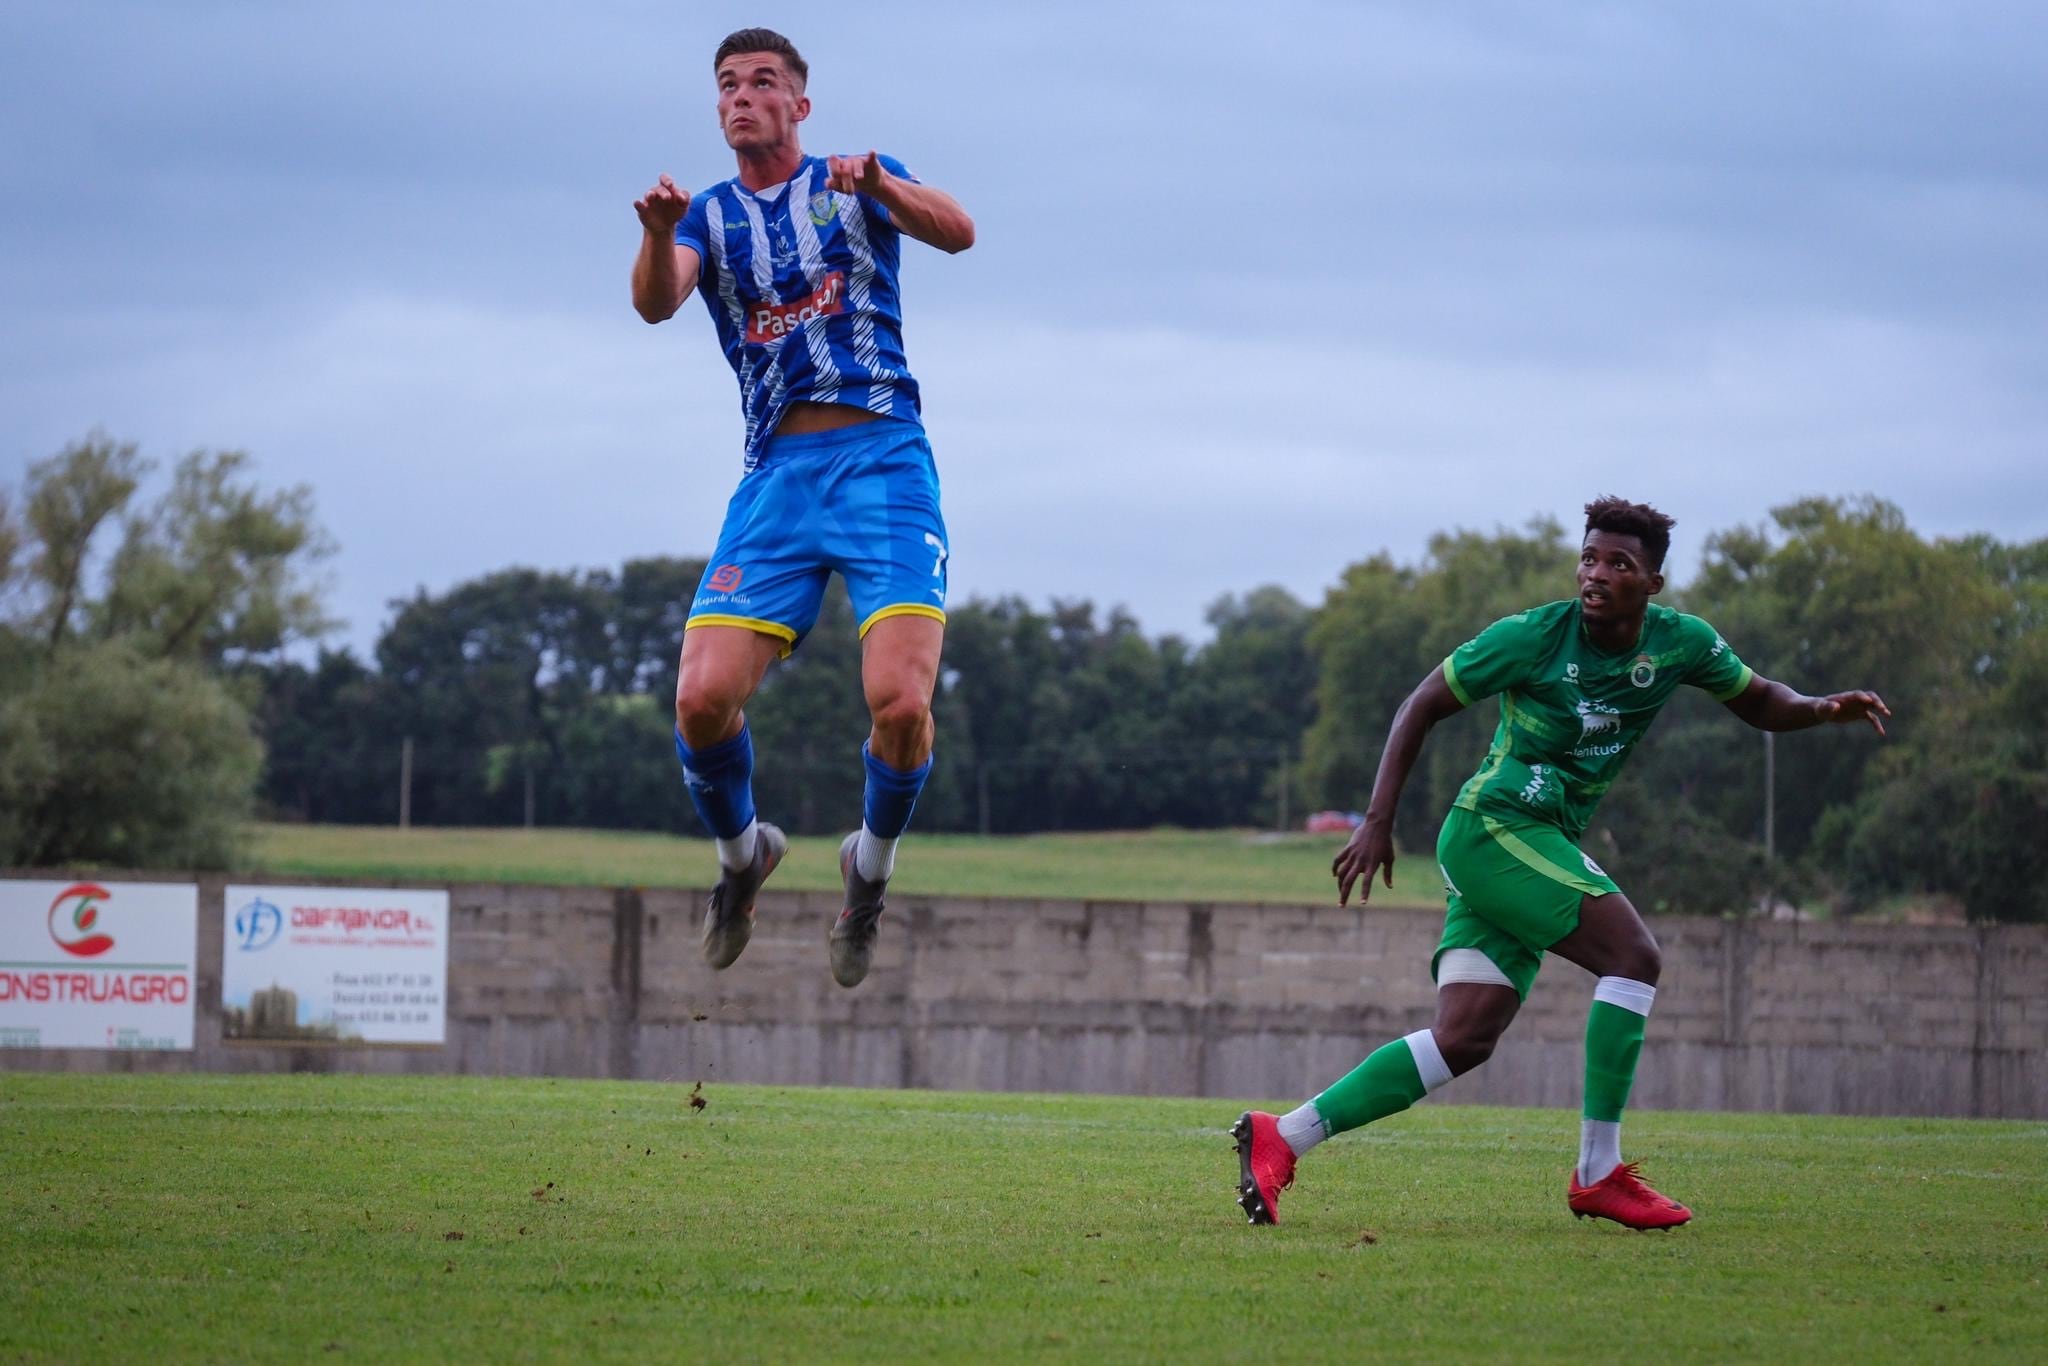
left=828, top=831, right=889, bottom=988
left=700, top=822, right=787, bottom=969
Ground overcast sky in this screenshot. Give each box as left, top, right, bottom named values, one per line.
left=4, top=1, right=2044, bottom=657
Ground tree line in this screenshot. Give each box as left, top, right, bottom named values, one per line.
left=3, top=436, right=2042, bottom=922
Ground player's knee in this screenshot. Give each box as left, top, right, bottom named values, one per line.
left=866, top=688, right=931, bottom=745
left=1619, top=929, right=1662, bottom=986
left=1434, top=1026, right=1499, bottom=1076
left=674, top=676, right=740, bottom=744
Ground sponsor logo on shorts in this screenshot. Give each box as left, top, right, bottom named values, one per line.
left=709, top=564, right=743, bottom=592
left=745, top=272, right=846, bottom=344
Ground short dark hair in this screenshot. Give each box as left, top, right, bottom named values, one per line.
left=714, top=28, right=807, bottom=86
left=1583, top=496, right=1676, bottom=570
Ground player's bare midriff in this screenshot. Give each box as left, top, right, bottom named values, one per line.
left=778, top=401, right=883, bottom=436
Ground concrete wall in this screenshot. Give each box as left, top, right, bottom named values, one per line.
left=9, top=874, right=2044, bottom=1118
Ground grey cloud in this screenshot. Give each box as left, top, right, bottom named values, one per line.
left=3, top=0, right=2043, bottom=658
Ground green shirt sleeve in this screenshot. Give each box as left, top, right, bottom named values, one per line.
left=1682, top=614, right=1754, bottom=702
left=1441, top=610, right=1547, bottom=707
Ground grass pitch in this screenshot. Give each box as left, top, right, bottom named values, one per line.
left=2, top=1075, right=2042, bottom=1361
left=241, top=823, right=1443, bottom=907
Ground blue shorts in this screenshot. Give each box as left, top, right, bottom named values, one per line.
left=687, top=417, right=948, bottom=656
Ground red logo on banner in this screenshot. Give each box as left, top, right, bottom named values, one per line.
left=48, top=883, right=116, bottom=957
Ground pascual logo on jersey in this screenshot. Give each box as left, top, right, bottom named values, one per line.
left=233, top=898, right=283, bottom=952
left=745, top=271, right=846, bottom=344
left=47, top=883, right=116, bottom=957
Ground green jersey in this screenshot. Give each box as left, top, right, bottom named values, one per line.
left=1441, top=600, right=1753, bottom=838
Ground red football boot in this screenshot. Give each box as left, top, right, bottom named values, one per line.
left=1232, top=1111, right=1296, bottom=1226
left=1568, top=1161, right=1693, bottom=1230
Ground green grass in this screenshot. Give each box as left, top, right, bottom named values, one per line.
left=239, top=823, right=1443, bottom=907
left=2, top=1076, right=2042, bottom=1361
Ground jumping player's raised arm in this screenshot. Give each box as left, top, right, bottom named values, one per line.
left=631, top=173, right=704, bottom=322
left=826, top=151, right=975, bottom=254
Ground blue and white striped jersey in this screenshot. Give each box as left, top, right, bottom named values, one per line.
left=675, top=153, right=924, bottom=467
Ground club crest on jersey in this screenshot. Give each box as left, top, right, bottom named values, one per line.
left=808, top=192, right=840, bottom=227
left=745, top=271, right=847, bottom=344
left=1630, top=654, right=1657, bottom=688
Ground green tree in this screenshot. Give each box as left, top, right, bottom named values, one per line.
left=0, top=640, right=262, bottom=867
left=374, top=568, right=614, bottom=825
left=1811, top=536, right=2048, bottom=922
left=1, top=436, right=331, bottom=868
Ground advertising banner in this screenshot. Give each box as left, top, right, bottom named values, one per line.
left=0, top=880, right=198, bottom=1050
left=222, top=885, right=449, bottom=1045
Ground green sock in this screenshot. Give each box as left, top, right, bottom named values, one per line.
left=1311, top=1035, right=1430, bottom=1138
left=1583, top=999, right=1648, bottom=1122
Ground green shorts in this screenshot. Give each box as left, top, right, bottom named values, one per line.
left=1431, top=805, right=1621, bottom=999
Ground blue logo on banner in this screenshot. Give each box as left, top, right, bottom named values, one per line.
left=234, top=898, right=283, bottom=951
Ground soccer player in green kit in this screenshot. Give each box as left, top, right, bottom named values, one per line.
left=1234, top=497, right=1890, bottom=1229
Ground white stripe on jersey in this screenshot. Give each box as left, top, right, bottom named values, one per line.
left=734, top=193, right=792, bottom=465
left=834, top=198, right=895, bottom=415
left=704, top=198, right=748, bottom=337
left=737, top=194, right=779, bottom=304
left=785, top=165, right=843, bottom=407
left=705, top=198, right=772, bottom=457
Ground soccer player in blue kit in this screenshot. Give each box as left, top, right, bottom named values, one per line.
left=631, top=28, right=974, bottom=987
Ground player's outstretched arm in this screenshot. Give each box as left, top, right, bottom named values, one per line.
left=1723, top=674, right=1891, bottom=736
left=827, top=151, right=975, bottom=253
left=631, top=173, right=704, bottom=323
left=1333, top=668, right=1466, bottom=907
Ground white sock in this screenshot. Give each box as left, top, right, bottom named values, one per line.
left=1405, top=1028, right=1454, bottom=1091
left=1277, top=1103, right=1326, bottom=1157
left=715, top=820, right=758, bottom=873
left=1578, top=1119, right=1622, bottom=1186
left=855, top=826, right=897, bottom=882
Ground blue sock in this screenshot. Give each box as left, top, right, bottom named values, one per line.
left=675, top=724, right=757, bottom=839
left=861, top=740, right=931, bottom=839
